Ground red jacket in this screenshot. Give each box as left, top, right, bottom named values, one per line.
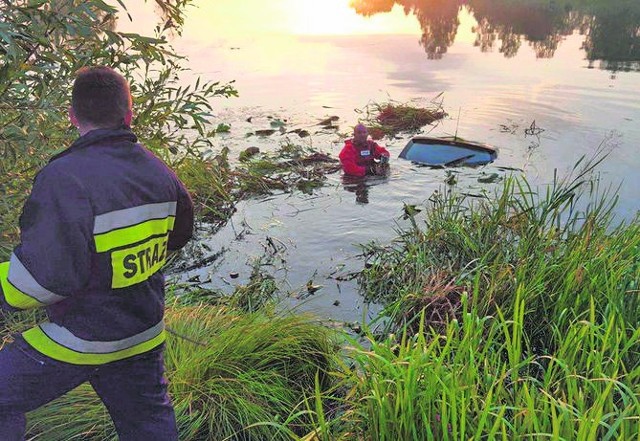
left=339, top=139, right=390, bottom=177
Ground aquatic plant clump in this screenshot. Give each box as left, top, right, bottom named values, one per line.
left=169, top=142, right=341, bottom=233
left=358, top=100, right=447, bottom=139
left=234, top=142, right=341, bottom=198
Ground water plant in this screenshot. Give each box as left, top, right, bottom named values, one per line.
left=357, top=98, right=447, bottom=138
left=233, top=141, right=341, bottom=198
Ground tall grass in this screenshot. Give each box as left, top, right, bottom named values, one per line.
left=360, top=153, right=639, bottom=354
left=25, top=305, right=339, bottom=440
left=319, top=297, right=639, bottom=440
left=316, top=153, right=640, bottom=439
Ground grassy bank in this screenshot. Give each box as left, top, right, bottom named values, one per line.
left=1, top=153, right=637, bottom=440
left=23, top=305, right=340, bottom=440
left=320, top=154, right=639, bottom=440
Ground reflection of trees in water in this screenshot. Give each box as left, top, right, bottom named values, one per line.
left=581, top=6, right=640, bottom=71
left=352, top=0, right=463, bottom=59
left=411, top=0, right=462, bottom=59
left=351, top=0, right=396, bottom=16
left=470, top=1, right=575, bottom=59
left=349, top=0, right=640, bottom=67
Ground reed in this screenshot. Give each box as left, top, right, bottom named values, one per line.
left=300, top=291, right=638, bottom=440
left=336, top=153, right=639, bottom=439
left=361, top=153, right=639, bottom=351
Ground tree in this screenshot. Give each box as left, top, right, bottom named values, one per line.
left=0, top=0, right=236, bottom=255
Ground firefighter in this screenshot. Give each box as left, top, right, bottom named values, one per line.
left=339, top=123, right=390, bottom=176
left=0, top=66, right=194, bottom=440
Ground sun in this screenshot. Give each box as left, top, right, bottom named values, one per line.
left=286, top=0, right=418, bottom=36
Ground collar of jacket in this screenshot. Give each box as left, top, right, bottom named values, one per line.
left=349, top=139, right=375, bottom=154
left=50, top=127, right=138, bottom=163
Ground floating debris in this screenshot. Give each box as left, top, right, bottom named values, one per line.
left=318, top=115, right=339, bottom=128
left=525, top=120, right=545, bottom=136
left=358, top=100, right=447, bottom=138
left=306, top=280, right=323, bottom=294
left=477, top=172, right=500, bottom=183
left=287, top=128, right=310, bottom=138
left=499, top=121, right=519, bottom=134
left=239, top=146, right=260, bottom=162
left=254, top=129, right=277, bottom=136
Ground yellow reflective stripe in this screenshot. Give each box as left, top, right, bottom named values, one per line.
left=0, top=261, right=43, bottom=310
left=94, top=216, right=175, bottom=252
left=22, top=327, right=166, bottom=365
left=111, top=236, right=168, bottom=289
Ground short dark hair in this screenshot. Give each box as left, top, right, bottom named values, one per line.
left=72, top=66, right=132, bottom=128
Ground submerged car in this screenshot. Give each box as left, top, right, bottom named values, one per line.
left=399, top=136, right=498, bottom=167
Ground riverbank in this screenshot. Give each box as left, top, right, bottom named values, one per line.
left=1, top=2, right=638, bottom=439
left=4, top=157, right=637, bottom=439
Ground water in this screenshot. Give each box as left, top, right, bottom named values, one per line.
left=121, top=1, right=640, bottom=323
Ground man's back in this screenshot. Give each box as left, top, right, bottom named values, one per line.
left=11, top=127, right=193, bottom=361
left=0, top=65, right=187, bottom=440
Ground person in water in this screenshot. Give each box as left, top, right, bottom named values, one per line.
left=339, top=124, right=390, bottom=176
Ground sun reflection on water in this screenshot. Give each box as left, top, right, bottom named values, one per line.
left=175, top=0, right=421, bottom=37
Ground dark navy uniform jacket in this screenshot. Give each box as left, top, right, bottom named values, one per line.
left=0, top=128, right=193, bottom=364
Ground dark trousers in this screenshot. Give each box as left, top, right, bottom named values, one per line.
left=0, top=335, right=178, bottom=441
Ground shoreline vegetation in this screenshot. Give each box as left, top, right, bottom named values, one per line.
left=1, top=1, right=638, bottom=440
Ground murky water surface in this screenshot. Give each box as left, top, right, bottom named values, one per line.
left=122, top=1, right=640, bottom=322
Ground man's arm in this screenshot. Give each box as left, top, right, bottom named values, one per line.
left=0, top=167, right=92, bottom=312
left=373, top=142, right=390, bottom=159
left=167, top=177, right=194, bottom=252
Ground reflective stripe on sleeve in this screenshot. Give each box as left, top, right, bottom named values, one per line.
left=22, top=321, right=165, bottom=365
left=0, top=254, right=66, bottom=310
